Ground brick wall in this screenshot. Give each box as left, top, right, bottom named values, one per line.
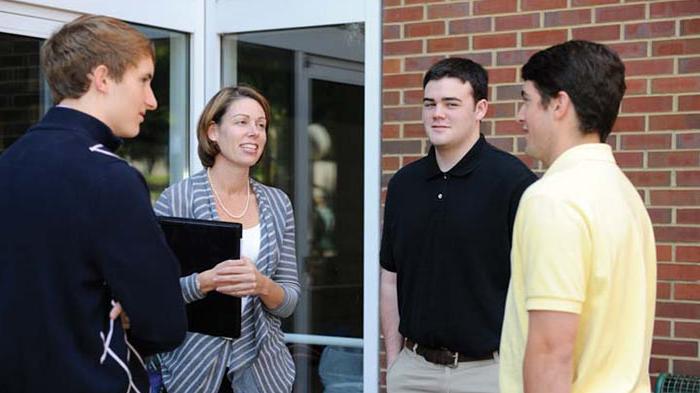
left=381, top=0, right=700, bottom=389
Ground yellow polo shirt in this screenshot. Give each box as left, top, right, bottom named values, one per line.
left=499, top=143, right=656, bottom=393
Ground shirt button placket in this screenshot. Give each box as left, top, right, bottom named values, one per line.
left=438, top=173, right=448, bottom=201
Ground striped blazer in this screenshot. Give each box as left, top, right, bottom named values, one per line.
left=153, top=169, right=300, bottom=393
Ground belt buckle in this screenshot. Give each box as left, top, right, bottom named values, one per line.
left=449, top=351, right=459, bottom=368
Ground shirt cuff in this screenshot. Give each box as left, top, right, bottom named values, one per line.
left=526, top=297, right=582, bottom=315
left=180, top=273, right=206, bottom=304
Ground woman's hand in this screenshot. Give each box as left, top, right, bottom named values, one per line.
left=213, top=257, right=267, bottom=297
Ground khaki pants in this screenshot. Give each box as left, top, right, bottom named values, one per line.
left=387, top=347, right=499, bottom=393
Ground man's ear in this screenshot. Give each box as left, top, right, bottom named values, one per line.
left=91, top=65, right=111, bottom=94
left=551, top=91, right=572, bottom=121
left=475, top=98, right=488, bottom=121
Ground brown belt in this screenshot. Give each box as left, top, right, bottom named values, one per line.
left=405, top=338, right=496, bottom=368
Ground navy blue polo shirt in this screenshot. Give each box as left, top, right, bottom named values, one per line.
left=380, top=134, right=537, bottom=356
left=0, top=107, right=186, bottom=393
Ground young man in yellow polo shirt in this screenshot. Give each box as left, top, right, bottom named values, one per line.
left=499, top=40, right=657, bottom=393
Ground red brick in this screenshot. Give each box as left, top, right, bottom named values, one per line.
left=405, top=21, right=445, bottom=38
left=545, top=9, right=592, bottom=27
left=674, top=360, right=700, bottom=375
left=404, top=123, right=425, bottom=138
left=572, top=0, right=619, bottom=5
left=659, top=263, right=700, bottom=280
left=402, top=155, right=423, bottom=166
left=428, top=37, right=469, bottom=52
left=677, top=133, right=700, bottom=149
left=657, top=244, right=673, bottom=261
left=572, top=25, right=620, bottom=42
left=652, top=76, right=700, bottom=93
left=474, top=33, right=517, bottom=50
left=496, top=84, right=522, bottom=100
left=489, top=102, right=515, bottom=118
left=655, top=319, right=672, bottom=336
left=675, top=322, right=700, bottom=339
left=474, top=0, right=517, bottom=15
left=676, top=283, right=700, bottom=300
left=652, top=339, right=698, bottom=357
left=383, top=156, right=400, bottom=171
left=497, top=49, right=538, bottom=66
left=384, top=40, right=423, bottom=56
left=495, top=13, right=540, bottom=31
left=383, top=24, right=401, bottom=40
left=384, top=0, right=401, bottom=6
left=656, top=302, right=700, bottom=319
left=612, top=116, right=645, bottom=132
left=653, top=38, right=700, bottom=56
left=383, top=73, right=422, bottom=89
left=384, top=6, right=424, bottom=23
left=625, top=21, right=676, bottom=40
left=522, top=0, right=567, bottom=11
left=428, top=2, right=470, bottom=20
left=449, top=17, right=493, bottom=34
left=678, top=170, right=700, bottom=186
left=403, top=89, right=424, bottom=105
left=677, top=245, right=700, bottom=262
left=624, top=59, right=675, bottom=77
left=621, top=96, right=673, bottom=113
left=649, top=151, right=700, bottom=167
left=679, top=57, right=700, bottom=73
left=608, top=42, right=648, bottom=59
left=613, top=151, right=644, bottom=167
left=621, top=134, right=671, bottom=150
left=523, top=30, right=568, bottom=47
left=679, top=95, right=700, bottom=111
left=383, top=91, right=399, bottom=106
left=488, top=68, right=517, bottom=84
left=677, top=209, right=700, bottom=224
left=625, top=79, right=648, bottom=95
left=382, top=124, right=400, bottom=139
left=405, top=0, right=442, bottom=4
left=681, top=18, right=700, bottom=35
left=382, top=139, right=423, bottom=155
left=650, top=114, right=700, bottom=130
left=625, top=171, right=672, bottom=186
left=487, top=136, right=515, bottom=152
left=383, top=58, right=402, bottom=74
left=655, top=227, right=700, bottom=242
left=650, top=357, right=670, bottom=374
left=383, top=107, right=422, bottom=122
left=651, top=190, right=700, bottom=206
left=596, top=4, right=645, bottom=23
left=404, top=55, right=444, bottom=72
left=450, top=51, right=492, bottom=67
left=494, top=120, right=524, bottom=135
left=649, top=207, right=673, bottom=224
left=650, top=0, right=700, bottom=18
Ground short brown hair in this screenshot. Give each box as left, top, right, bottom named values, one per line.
left=197, top=85, right=271, bottom=168
left=40, top=15, right=155, bottom=104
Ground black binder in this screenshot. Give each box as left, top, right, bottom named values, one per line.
left=157, top=216, right=242, bottom=339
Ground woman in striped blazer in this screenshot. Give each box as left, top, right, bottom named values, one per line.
left=152, top=86, right=300, bottom=393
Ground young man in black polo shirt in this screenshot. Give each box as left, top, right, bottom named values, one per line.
left=380, top=58, right=536, bottom=392
left=0, top=15, right=186, bottom=393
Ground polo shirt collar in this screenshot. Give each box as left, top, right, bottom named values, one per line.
left=424, top=133, right=486, bottom=179
left=544, top=143, right=615, bottom=177
left=40, top=106, right=123, bottom=152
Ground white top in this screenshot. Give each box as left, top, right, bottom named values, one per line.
left=240, top=224, right=261, bottom=312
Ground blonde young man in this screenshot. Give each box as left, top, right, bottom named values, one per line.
left=499, top=40, right=656, bottom=393
left=0, top=15, right=186, bottom=393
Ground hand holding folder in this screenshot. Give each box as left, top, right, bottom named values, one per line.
left=157, top=216, right=243, bottom=339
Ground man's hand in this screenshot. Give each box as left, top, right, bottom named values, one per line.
left=109, top=301, right=130, bottom=330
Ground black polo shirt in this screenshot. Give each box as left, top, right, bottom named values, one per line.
left=380, top=134, right=536, bottom=356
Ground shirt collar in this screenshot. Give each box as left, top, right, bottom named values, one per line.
left=544, top=143, right=615, bottom=177
left=423, top=133, right=486, bottom=179
left=38, top=106, right=123, bottom=152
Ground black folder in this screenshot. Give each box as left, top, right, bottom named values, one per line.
left=157, top=216, right=243, bottom=339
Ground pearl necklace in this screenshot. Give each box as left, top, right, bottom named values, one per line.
left=207, top=168, right=251, bottom=219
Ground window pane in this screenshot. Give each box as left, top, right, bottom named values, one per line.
left=223, top=24, right=364, bottom=393
left=0, top=27, right=189, bottom=200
